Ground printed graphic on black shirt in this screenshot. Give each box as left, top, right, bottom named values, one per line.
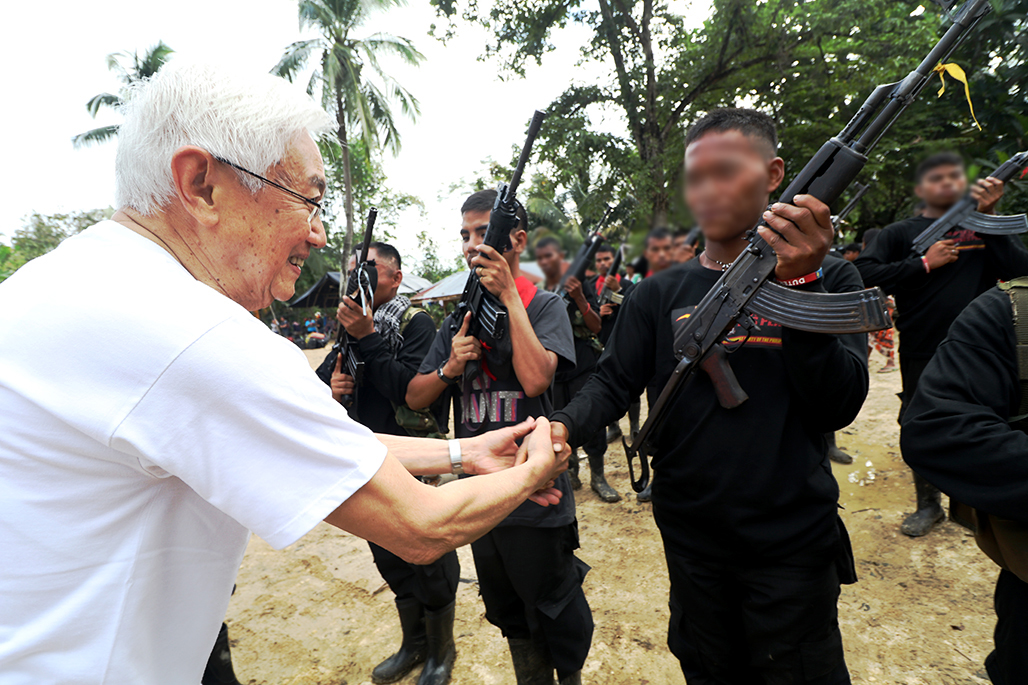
left=460, top=373, right=525, bottom=426
left=946, top=227, right=985, bottom=253
left=671, top=306, right=782, bottom=353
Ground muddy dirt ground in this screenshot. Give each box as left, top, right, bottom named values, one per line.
left=224, top=348, right=1001, bottom=684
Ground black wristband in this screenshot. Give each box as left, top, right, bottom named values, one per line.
left=437, top=364, right=459, bottom=385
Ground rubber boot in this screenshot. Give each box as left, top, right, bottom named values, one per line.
left=372, top=597, right=427, bottom=684
left=417, top=601, right=456, bottom=685
left=605, top=422, right=623, bottom=444
left=628, top=400, right=641, bottom=439
left=568, top=450, right=582, bottom=490
left=202, top=623, right=243, bottom=685
left=636, top=480, right=652, bottom=503
left=826, top=432, right=853, bottom=465
left=587, top=453, right=620, bottom=502
left=558, top=671, right=582, bottom=685
left=900, top=473, right=945, bottom=537
left=508, top=637, right=556, bottom=685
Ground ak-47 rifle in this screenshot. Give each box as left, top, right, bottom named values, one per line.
left=624, top=0, right=993, bottom=493
left=452, top=110, right=545, bottom=394
left=832, top=183, right=869, bottom=230
left=910, top=151, right=1028, bottom=254
left=557, top=231, right=606, bottom=305
left=334, top=207, right=378, bottom=409
left=599, top=243, right=627, bottom=307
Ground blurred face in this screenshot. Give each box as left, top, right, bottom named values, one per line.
left=915, top=164, right=966, bottom=210
left=645, top=237, right=673, bottom=274
left=460, top=209, right=525, bottom=269
left=535, top=244, right=564, bottom=280
left=216, top=133, right=327, bottom=309
left=595, top=250, right=614, bottom=276
left=684, top=130, right=783, bottom=242
left=842, top=249, right=859, bottom=262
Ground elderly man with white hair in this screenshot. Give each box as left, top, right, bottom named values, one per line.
left=0, top=62, right=566, bottom=684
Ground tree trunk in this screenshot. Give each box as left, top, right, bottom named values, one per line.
left=337, top=85, right=355, bottom=298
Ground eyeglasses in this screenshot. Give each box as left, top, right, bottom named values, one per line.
left=213, top=156, right=325, bottom=227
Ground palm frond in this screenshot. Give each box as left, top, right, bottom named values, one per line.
left=85, top=93, right=121, bottom=118
left=272, top=39, right=322, bottom=81
left=137, top=41, right=174, bottom=79
left=361, top=33, right=425, bottom=66
left=71, top=125, right=120, bottom=149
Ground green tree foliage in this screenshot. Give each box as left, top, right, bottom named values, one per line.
left=72, top=42, right=174, bottom=148
left=433, top=0, right=1028, bottom=234
left=274, top=0, right=424, bottom=281
left=0, top=209, right=114, bottom=283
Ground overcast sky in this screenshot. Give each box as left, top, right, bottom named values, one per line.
left=0, top=0, right=705, bottom=269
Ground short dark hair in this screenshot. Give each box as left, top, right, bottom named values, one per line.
left=369, top=241, right=401, bottom=270
left=461, top=189, right=528, bottom=232
left=646, top=227, right=672, bottom=248
left=686, top=107, right=778, bottom=157
left=842, top=242, right=861, bottom=254
left=534, top=236, right=562, bottom=253
left=596, top=243, right=614, bottom=256
left=915, top=152, right=964, bottom=184
left=862, top=228, right=882, bottom=249
left=672, top=229, right=689, bottom=239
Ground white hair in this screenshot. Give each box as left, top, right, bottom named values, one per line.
left=115, top=60, right=335, bottom=216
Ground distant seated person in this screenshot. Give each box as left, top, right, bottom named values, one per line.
left=841, top=242, right=861, bottom=261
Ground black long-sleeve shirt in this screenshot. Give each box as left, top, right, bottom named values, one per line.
left=900, top=287, right=1028, bottom=523
left=316, top=310, right=441, bottom=436
left=551, top=257, right=869, bottom=562
left=854, top=215, right=1028, bottom=360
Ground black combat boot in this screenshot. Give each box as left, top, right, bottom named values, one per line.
left=826, top=432, right=853, bottom=464
left=568, top=450, right=582, bottom=490
left=558, top=671, right=582, bottom=685
left=605, top=422, right=623, bottom=444
left=508, top=637, right=556, bottom=685
left=587, top=453, right=620, bottom=502
left=636, top=480, right=652, bottom=503
left=202, top=623, right=243, bottom=685
left=372, top=597, right=427, bottom=684
left=628, top=400, right=641, bottom=439
left=417, top=601, right=456, bottom=685
left=900, top=473, right=945, bottom=537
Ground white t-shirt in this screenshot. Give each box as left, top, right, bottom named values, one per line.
left=0, top=221, right=387, bottom=684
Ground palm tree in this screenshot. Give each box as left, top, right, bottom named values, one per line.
left=72, top=42, right=174, bottom=148
left=273, top=0, right=423, bottom=273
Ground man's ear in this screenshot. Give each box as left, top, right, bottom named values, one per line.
left=170, top=146, right=223, bottom=227
left=766, top=156, right=786, bottom=194
left=914, top=183, right=926, bottom=201
left=510, top=229, right=528, bottom=255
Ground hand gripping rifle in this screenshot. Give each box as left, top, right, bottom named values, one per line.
left=453, top=110, right=546, bottom=392
left=624, top=0, right=993, bottom=493
left=599, top=244, right=627, bottom=307
left=334, top=207, right=378, bottom=409
left=558, top=231, right=606, bottom=305
left=910, top=151, right=1028, bottom=255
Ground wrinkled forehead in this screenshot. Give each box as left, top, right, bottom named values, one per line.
left=275, top=132, right=327, bottom=195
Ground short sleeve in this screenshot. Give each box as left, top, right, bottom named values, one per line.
left=110, top=315, right=387, bottom=550
left=528, top=292, right=576, bottom=369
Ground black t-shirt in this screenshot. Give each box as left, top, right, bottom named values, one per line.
left=317, top=310, right=444, bottom=436
left=419, top=287, right=577, bottom=528
left=854, top=215, right=1028, bottom=360
left=551, top=257, right=869, bottom=562
left=901, top=286, right=1028, bottom=523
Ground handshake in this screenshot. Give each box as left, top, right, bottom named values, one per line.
left=460, top=417, right=572, bottom=507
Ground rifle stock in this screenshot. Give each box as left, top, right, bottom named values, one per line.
left=624, top=0, right=991, bottom=493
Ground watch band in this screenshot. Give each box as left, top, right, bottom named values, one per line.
left=437, top=364, right=459, bottom=385
left=448, top=439, right=464, bottom=476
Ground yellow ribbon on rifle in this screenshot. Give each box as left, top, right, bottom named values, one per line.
left=933, top=62, right=981, bottom=131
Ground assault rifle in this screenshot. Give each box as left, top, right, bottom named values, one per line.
left=453, top=110, right=545, bottom=389
left=624, top=0, right=992, bottom=493
left=334, top=207, right=378, bottom=409
left=599, top=244, right=627, bottom=307
left=910, top=151, right=1028, bottom=255
left=558, top=231, right=605, bottom=305
left=831, top=183, right=869, bottom=230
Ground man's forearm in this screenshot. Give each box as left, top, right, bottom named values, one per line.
left=376, top=433, right=462, bottom=476
left=405, top=372, right=446, bottom=411
left=504, top=295, right=556, bottom=396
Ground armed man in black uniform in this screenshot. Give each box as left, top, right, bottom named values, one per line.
left=855, top=152, right=1028, bottom=537
left=317, top=242, right=457, bottom=685
left=536, top=236, right=620, bottom=502
left=551, top=108, right=866, bottom=683
left=901, top=280, right=1028, bottom=684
